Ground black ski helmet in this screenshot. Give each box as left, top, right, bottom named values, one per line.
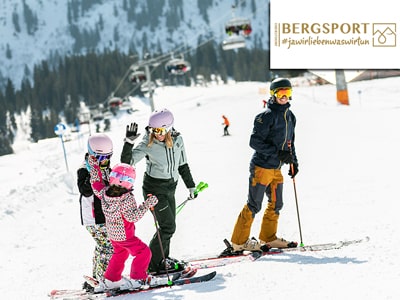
left=269, top=78, right=292, bottom=96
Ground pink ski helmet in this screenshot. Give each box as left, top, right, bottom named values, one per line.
left=88, top=134, right=113, bottom=158
left=109, top=163, right=136, bottom=190
left=148, top=108, right=174, bottom=130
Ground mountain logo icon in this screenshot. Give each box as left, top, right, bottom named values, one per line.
left=373, top=23, right=396, bottom=47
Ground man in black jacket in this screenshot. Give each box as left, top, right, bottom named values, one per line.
left=230, top=78, right=299, bottom=252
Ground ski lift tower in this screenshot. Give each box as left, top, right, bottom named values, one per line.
left=335, top=70, right=349, bottom=105
left=144, top=54, right=161, bottom=112
left=131, top=53, right=160, bottom=112
left=144, top=63, right=155, bottom=111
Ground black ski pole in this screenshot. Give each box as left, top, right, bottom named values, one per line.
left=148, top=195, right=173, bottom=286
left=287, top=141, right=304, bottom=247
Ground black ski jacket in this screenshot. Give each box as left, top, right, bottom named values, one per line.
left=249, top=99, right=298, bottom=169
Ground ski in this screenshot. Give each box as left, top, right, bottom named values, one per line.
left=107, top=270, right=216, bottom=297
left=49, top=271, right=216, bottom=300
left=188, top=251, right=260, bottom=269
left=48, top=273, right=179, bottom=300
left=267, top=236, right=370, bottom=253
left=149, top=263, right=198, bottom=279
left=187, top=239, right=263, bottom=269
left=187, top=236, right=370, bottom=270
left=49, top=289, right=101, bottom=299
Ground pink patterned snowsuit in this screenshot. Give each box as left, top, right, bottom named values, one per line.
left=89, top=156, right=156, bottom=281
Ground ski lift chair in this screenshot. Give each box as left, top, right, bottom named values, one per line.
left=130, top=70, right=146, bottom=84
left=222, top=35, right=246, bottom=50
left=165, top=59, right=191, bottom=75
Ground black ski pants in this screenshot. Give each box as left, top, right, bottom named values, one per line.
left=142, top=173, right=178, bottom=273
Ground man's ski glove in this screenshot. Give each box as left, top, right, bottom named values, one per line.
left=124, top=122, right=140, bottom=144
left=188, top=187, right=198, bottom=200
left=288, top=163, right=299, bottom=178
left=278, top=150, right=293, bottom=164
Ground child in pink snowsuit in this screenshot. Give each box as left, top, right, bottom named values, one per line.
left=88, top=155, right=158, bottom=289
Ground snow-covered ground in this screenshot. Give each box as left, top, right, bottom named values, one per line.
left=1, top=78, right=400, bottom=299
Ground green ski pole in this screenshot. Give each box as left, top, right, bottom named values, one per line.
left=176, top=181, right=208, bottom=214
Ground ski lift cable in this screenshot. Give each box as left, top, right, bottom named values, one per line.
left=151, top=0, right=268, bottom=63
left=144, top=1, right=244, bottom=63
left=122, top=82, right=142, bottom=99
left=140, top=0, right=257, bottom=64
left=111, top=0, right=253, bottom=91
left=110, top=67, right=133, bottom=98
left=110, top=0, right=268, bottom=99
left=162, top=0, right=259, bottom=57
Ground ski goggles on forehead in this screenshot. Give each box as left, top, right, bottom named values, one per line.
left=110, top=172, right=135, bottom=184
left=149, top=127, right=168, bottom=135
left=274, top=88, right=292, bottom=99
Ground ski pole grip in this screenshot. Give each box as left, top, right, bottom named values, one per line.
left=194, top=181, right=208, bottom=196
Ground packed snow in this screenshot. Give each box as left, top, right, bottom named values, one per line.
left=1, top=78, right=400, bottom=299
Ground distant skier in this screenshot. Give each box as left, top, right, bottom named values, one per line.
left=222, top=115, right=230, bottom=136
left=262, top=99, right=267, bottom=108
